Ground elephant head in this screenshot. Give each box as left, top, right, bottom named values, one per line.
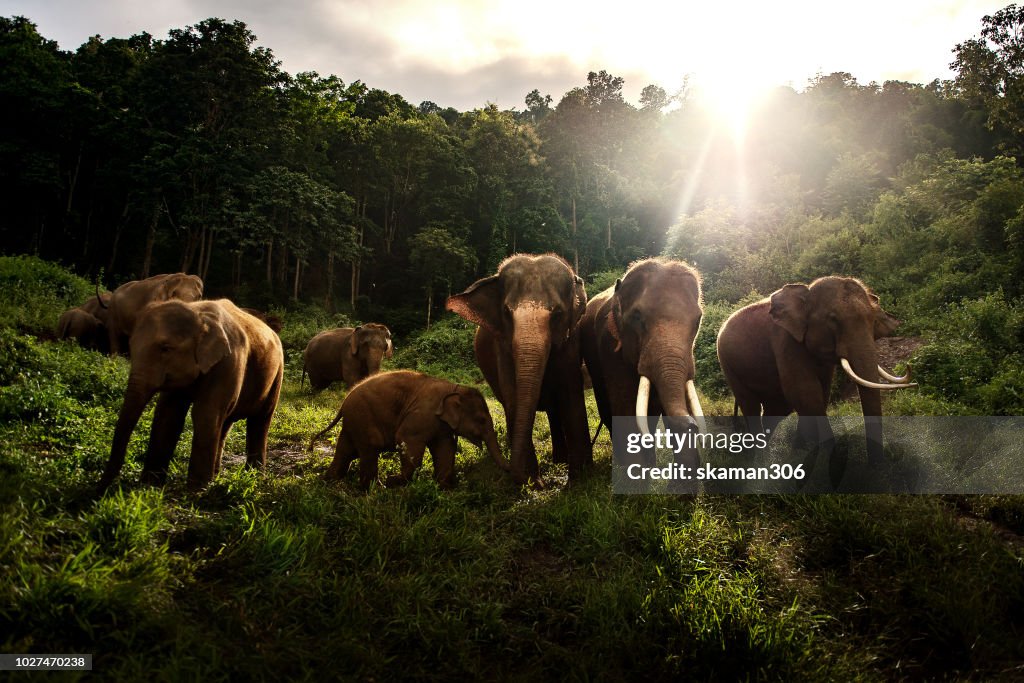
left=351, top=323, right=393, bottom=375
left=100, top=300, right=231, bottom=489
left=607, top=259, right=705, bottom=433
left=769, top=277, right=913, bottom=407
left=437, top=386, right=510, bottom=471
left=447, top=254, right=587, bottom=484
left=159, top=273, right=204, bottom=303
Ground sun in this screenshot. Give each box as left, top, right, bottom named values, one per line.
left=691, top=71, right=776, bottom=142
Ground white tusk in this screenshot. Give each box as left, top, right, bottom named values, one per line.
left=636, top=375, right=652, bottom=437
left=877, top=364, right=910, bottom=384
left=685, top=380, right=707, bottom=433
left=841, top=358, right=917, bottom=390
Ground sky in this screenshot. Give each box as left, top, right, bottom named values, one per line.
left=0, top=0, right=1010, bottom=112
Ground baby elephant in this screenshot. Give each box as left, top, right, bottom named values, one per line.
left=309, top=370, right=509, bottom=489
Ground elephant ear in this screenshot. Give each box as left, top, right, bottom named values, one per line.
left=350, top=326, right=362, bottom=356
left=570, top=275, right=588, bottom=331
left=606, top=298, right=623, bottom=352
left=446, top=275, right=502, bottom=335
left=868, top=295, right=901, bottom=338
left=436, top=391, right=462, bottom=430
left=769, top=284, right=810, bottom=343
left=196, top=309, right=232, bottom=373
left=385, top=335, right=394, bottom=359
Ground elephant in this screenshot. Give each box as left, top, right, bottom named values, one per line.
left=57, top=306, right=108, bottom=352
left=240, top=308, right=283, bottom=335
left=97, top=299, right=284, bottom=493
left=580, top=258, right=705, bottom=444
left=98, top=273, right=204, bottom=356
left=716, top=276, right=915, bottom=467
left=301, top=323, right=393, bottom=392
left=310, top=369, right=509, bottom=490
left=446, top=253, right=592, bottom=487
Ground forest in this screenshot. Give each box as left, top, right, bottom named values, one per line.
left=1, top=5, right=1023, bottom=680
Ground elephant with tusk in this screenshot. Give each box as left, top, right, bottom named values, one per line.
left=581, top=258, right=707, bottom=444
left=717, top=276, right=915, bottom=467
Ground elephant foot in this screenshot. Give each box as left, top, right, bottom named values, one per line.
left=384, top=474, right=412, bottom=488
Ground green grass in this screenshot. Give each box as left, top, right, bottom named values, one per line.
left=0, top=260, right=1022, bottom=680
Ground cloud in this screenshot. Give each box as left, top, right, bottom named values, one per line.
left=0, top=0, right=1003, bottom=111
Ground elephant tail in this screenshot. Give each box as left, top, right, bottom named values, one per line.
left=308, top=409, right=344, bottom=451
left=590, top=421, right=604, bottom=447
left=95, top=282, right=108, bottom=309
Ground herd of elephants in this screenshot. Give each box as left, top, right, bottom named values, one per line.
left=54, top=254, right=917, bottom=493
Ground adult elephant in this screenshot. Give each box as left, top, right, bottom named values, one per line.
left=98, top=300, right=284, bottom=492
left=446, top=253, right=592, bottom=487
left=716, top=276, right=915, bottom=466
left=99, top=273, right=204, bottom=355
left=581, top=258, right=705, bottom=438
left=301, top=324, right=393, bottom=392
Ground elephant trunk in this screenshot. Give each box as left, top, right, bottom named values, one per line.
left=98, top=381, right=155, bottom=492
left=639, top=336, right=699, bottom=432
left=510, top=306, right=551, bottom=485
left=484, top=429, right=510, bottom=471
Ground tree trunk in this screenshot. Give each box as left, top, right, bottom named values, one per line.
left=65, top=142, right=84, bottom=220
left=265, top=240, right=273, bottom=290
left=324, top=251, right=335, bottom=312
left=200, top=228, right=214, bottom=282
left=425, top=286, right=433, bottom=328
left=571, top=196, right=579, bottom=273
left=108, top=201, right=130, bottom=275
left=141, top=201, right=160, bottom=278
left=292, top=255, right=301, bottom=302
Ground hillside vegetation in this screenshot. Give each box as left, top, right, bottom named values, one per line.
left=1, top=257, right=1022, bottom=680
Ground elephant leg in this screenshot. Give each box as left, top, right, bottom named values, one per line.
left=141, top=392, right=191, bottom=485
left=187, top=405, right=227, bottom=490
left=245, top=408, right=275, bottom=470
left=548, top=408, right=568, bottom=464
left=428, top=435, right=457, bottom=489
left=216, top=419, right=238, bottom=476
left=357, top=449, right=380, bottom=490
left=326, top=431, right=357, bottom=480
left=388, top=440, right=426, bottom=487
left=555, top=347, right=593, bottom=480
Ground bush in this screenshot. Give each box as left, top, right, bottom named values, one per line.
left=0, top=255, right=96, bottom=337
left=695, top=292, right=764, bottom=399
left=392, top=315, right=481, bottom=385
left=913, top=291, right=1024, bottom=415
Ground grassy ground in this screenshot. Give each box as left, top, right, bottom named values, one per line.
left=1, top=259, right=1023, bottom=680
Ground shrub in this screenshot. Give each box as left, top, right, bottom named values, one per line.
left=392, top=315, right=481, bottom=385
left=0, top=255, right=96, bottom=337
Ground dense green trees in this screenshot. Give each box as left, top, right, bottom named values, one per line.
left=2, top=8, right=1023, bottom=357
